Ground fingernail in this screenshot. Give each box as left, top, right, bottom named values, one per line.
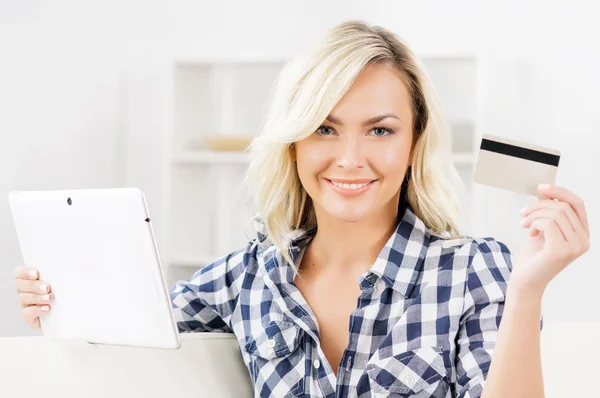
left=520, top=218, right=526, bottom=226
left=41, top=306, right=50, bottom=311
left=520, top=206, right=527, bottom=214
left=29, top=270, right=38, bottom=279
left=43, top=294, right=51, bottom=301
left=538, top=184, right=550, bottom=190
left=39, top=284, right=48, bottom=293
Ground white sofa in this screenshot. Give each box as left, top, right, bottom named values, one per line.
left=539, top=321, right=599, bottom=397
left=0, top=332, right=253, bottom=398
left=0, top=322, right=598, bottom=397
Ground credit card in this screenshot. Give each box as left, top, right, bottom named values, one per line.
left=473, top=134, right=561, bottom=197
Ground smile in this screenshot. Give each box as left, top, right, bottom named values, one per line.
left=324, top=178, right=377, bottom=196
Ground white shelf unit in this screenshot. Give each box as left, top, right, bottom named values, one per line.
left=166, top=55, right=479, bottom=269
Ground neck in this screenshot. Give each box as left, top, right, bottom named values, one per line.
left=306, top=203, right=403, bottom=273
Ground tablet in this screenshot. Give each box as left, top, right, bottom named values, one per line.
left=8, top=187, right=181, bottom=350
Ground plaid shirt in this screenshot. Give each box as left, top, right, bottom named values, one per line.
left=170, top=206, right=516, bottom=397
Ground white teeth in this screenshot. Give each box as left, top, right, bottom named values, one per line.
left=331, top=181, right=370, bottom=190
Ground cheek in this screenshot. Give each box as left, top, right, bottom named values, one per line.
left=376, top=143, right=410, bottom=181
left=296, top=143, right=329, bottom=180
left=302, top=144, right=328, bottom=165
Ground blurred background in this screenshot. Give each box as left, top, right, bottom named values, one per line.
left=1, top=0, right=598, bottom=337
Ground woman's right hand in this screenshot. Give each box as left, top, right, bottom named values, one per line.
left=13, top=265, right=54, bottom=329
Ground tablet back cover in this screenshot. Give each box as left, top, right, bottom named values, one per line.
left=9, top=188, right=180, bottom=349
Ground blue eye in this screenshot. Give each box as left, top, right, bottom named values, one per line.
left=316, top=126, right=335, bottom=136
left=315, top=125, right=395, bottom=137
left=371, top=127, right=394, bottom=137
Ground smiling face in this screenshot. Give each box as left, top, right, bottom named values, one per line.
left=294, top=63, right=415, bottom=224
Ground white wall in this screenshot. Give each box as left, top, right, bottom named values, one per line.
left=531, top=1, right=600, bottom=321
left=469, top=0, right=600, bottom=322
left=0, top=1, right=131, bottom=336
left=133, top=0, right=600, bottom=324
left=1, top=0, right=598, bottom=337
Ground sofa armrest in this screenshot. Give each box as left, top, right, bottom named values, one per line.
left=541, top=321, right=600, bottom=398
left=0, top=332, right=253, bottom=398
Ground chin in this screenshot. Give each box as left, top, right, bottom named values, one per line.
left=322, top=204, right=372, bottom=223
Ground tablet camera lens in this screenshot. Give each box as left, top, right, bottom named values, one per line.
left=67, top=197, right=72, bottom=206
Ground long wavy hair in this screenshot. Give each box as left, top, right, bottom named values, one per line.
left=245, top=20, right=465, bottom=272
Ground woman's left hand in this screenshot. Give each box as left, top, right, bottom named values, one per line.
left=512, top=184, right=590, bottom=295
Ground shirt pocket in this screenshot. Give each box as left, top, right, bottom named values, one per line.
left=243, top=319, right=305, bottom=397
left=366, top=346, right=449, bottom=397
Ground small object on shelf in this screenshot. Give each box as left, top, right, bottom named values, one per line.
left=205, top=135, right=254, bottom=152
left=172, top=150, right=249, bottom=164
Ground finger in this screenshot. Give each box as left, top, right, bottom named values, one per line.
left=521, top=207, right=554, bottom=227
left=15, top=279, right=51, bottom=294
left=522, top=199, right=587, bottom=239
left=545, top=219, right=568, bottom=249
left=521, top=198, right=554, bottom=216
left=554, top=210, right=577, bottom=242
left=521, top=208, right=576, bottom=242
left=531, top=218, right=567, bottom=244
left=22, top=305, right=50, bottom=329
left=13, top=265, right=39, bottom=280
left=538, top=184, right=589, bottom=236
left=18, top=292, right=54, bottom=307
left=557, top=201, right=587, bottom=239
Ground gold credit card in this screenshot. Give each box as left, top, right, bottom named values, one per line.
left=473, top=134, right=561, bottom=197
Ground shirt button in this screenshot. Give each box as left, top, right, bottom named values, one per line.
left=267, top=339, right=276, bottom=348
left=403, top=375, right=415, bottom=387
left=313, top=359, right=321, bottom=369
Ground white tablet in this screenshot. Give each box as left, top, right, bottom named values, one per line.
left=8, top=187, right=181, bottom=350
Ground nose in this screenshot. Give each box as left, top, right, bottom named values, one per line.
left=336, top=134, right=364, bottom=169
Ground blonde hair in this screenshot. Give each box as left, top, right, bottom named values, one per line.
left=246, top=20, right=465, bottom=272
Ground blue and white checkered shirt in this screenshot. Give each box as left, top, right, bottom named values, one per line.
left=169, top=206, right=516, bottom=397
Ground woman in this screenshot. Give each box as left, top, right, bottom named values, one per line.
left=14, top=20, right=590, bottom=397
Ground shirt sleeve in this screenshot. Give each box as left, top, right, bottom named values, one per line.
left=168, top=240, right=258, bottom=333
left=454, top=238, right=513, bottom=398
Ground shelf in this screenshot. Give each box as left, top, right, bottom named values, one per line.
left=172, top=150, right=475, bottom=165
left=172, top=150, right=249, bottom=164
left=169, top=254, right=218, bottom=268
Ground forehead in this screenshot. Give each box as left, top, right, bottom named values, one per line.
left=329, top=63, right=413, bottom=121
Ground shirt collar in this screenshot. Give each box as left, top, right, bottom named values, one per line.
left=254, top=205, right=431, bottom=298
left=366, top=205, right=431, bottom=298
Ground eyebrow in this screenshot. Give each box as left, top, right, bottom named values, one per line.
left=325, top=113, right=402, bottom=126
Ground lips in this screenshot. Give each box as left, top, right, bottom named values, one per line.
left=324, top=178, right=377, bottom=185
left=324, top=178, right=377, bottom=196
